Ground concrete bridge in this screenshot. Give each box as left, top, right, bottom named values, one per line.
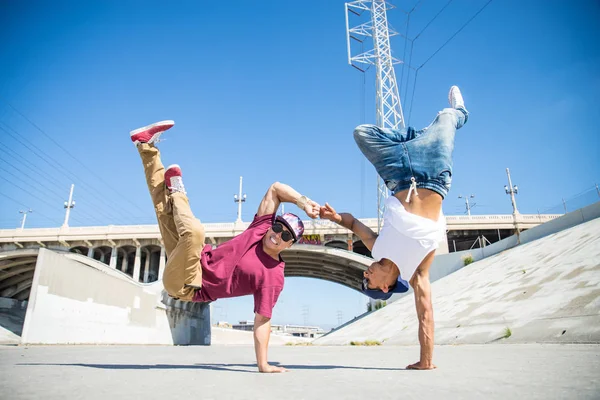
left=0, top=213, right=559, bottom=302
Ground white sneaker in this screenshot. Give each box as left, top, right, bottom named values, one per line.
left=448, top=86, right=465, bottom=110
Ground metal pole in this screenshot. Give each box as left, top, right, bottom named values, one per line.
left=562, top=198, right=567, bottom=214
left=19, top=209, right=32, bottom=229
left=459, top=194, right=474, bottom=216
left=596, top=183, right=599, bottom=199
left=63, top=184, right=75, bottom=228
left=505, top=168, right=520, bottom=243
left=506, top=168, right=519, bottom=214
left=237, top=177, right=243, bottom=221
left=234, top=176, right=246, bottom=223
left=465, top=197, right=471, bottom=216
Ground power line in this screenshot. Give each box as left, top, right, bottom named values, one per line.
left=3, top=102, right=151, bottom=214
left=416, top=0, right=493, bottom=70
left=0, top=123, right=137, bottom=222
left=413, top=0, right=454, bottom=41
left=406, top=0, right=493, bottom=124
left=0, top=160, right=109, bottom=225
left=0, top=140, right=122, bottom=224
left=0, top=143, right=70, bottom=189
left=0, top=187, right=62, bottom=225
left=0, top=159, right=70, bottom=202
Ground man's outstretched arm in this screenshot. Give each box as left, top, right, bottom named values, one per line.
left=320, top=203, right=378, bottom=251
left=408, top=250, right=436, bottom=370
left=253, top=313, right=287, bottom=373
left=256, top=182, right=320, bottom=218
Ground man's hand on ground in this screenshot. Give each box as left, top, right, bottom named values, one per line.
left=258, top=364, right=289, bottom=373
left=406, top=361, right=437, bottom=370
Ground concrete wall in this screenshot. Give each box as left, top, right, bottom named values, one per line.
left=21, top=248, right=209, bottom=345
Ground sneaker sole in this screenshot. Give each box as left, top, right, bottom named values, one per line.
left=165, top=164, right=181, bottom=172
left=448, top=85, right=467, bottom=109
left=130, top=120, right=175, bottom=144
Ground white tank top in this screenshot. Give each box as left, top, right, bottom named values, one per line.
left=371, top=196, right=446, bottom=282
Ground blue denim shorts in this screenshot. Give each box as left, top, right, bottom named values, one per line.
left=353, top=108, right=468, bottom=199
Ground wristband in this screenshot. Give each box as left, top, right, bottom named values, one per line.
left=296, top=195, right=309, bottom=210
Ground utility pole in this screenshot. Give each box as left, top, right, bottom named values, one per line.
left=233, top=176, right=246, bottom=223
left=504, top=168, right=520, bottom=242
left=19, top=209, right=33, bottom=229
left=63, top=184, right=76, bottom=228
left=346, top=0, right=405, bottom=232
left=458, top=194, right=475, bottom=216
left=302, top=305, right=310, bottom=326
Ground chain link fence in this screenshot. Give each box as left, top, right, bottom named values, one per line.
left=538, top=185, right=600, bottom=215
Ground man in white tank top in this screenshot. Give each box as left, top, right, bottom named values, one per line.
left=320, top=86, right=468, bottom=370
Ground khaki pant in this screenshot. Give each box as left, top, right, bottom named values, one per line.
left=138, top=143, right=204, bottom=301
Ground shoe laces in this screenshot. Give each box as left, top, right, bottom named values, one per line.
left=148, top=132, right=167, bottom=145
left=169, top=176, right=186, bottom=194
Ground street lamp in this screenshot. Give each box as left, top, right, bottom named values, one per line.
left=63, top=184, right=76, bottom=228
left=458, top=194, right=475, bottom=216
left=19, top=209, right=33, bottom=229
left=504, top=168, right=520, bottom=242
left=504, top=168, right=519, bottom=215
left=233, top=176, right=246, bottom=223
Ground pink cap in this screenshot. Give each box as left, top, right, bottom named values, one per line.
left=276, top=213, right=304, bottom=242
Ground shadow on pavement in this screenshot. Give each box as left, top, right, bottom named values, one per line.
left=18, top=362, right=405, bottom=373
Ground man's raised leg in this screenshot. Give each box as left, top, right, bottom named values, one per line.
left=161, top=165, right=205, bottom=301
left=131, top=121, right=179, bottom=258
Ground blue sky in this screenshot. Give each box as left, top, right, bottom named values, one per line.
left=1, top=0, right=599, bottom=330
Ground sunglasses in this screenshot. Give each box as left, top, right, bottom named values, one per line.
left=272, top=222, right=295, bottom=242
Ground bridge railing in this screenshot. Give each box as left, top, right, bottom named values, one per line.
left=0, top=214, right=562, bottom=244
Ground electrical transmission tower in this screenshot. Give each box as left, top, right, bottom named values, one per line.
left=346, top=0, right=405, bottom=232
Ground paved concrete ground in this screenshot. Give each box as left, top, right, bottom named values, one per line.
left=1, top=344, right=598, bottom=400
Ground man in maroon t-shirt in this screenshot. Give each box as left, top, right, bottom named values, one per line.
left=130, top=120, right=320, bottom=373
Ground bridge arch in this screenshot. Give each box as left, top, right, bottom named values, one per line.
left=352, top=240, right=372, bottom=258
left=324, top=240, right=348, bottom=251
left=0, top=249, right=38, bottom=301
left=281, top=245, right=370, bottom=292
left=140, top=245, right=161, bottom=283
left=116, top=245, right=136, bottom=277
left=70, top=246, right=89, bottom=256
left=92, top=246, right=113, bottom=265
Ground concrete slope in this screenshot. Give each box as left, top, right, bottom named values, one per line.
left=315, top=217, right=600, bottom=345
left=21, top=248, right=209, bottom=345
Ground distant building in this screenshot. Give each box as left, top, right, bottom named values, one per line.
left=229, top=320, right=325, bottom=338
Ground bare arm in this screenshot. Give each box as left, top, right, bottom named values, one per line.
left=320, top=203, right=378, bottom=251
left=253, top=313, right=287, bottom=373
left=408, top=250, right=436, bottom=370
left=256, top=182, right=319, bottom=219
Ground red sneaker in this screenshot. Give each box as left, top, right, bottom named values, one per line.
left=130, top=120, right=175, bottom=145
left=164, top=164, right=186, bottom=194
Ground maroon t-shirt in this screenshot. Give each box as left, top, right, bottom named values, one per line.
left=193, top=213, right=284, bottom=318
